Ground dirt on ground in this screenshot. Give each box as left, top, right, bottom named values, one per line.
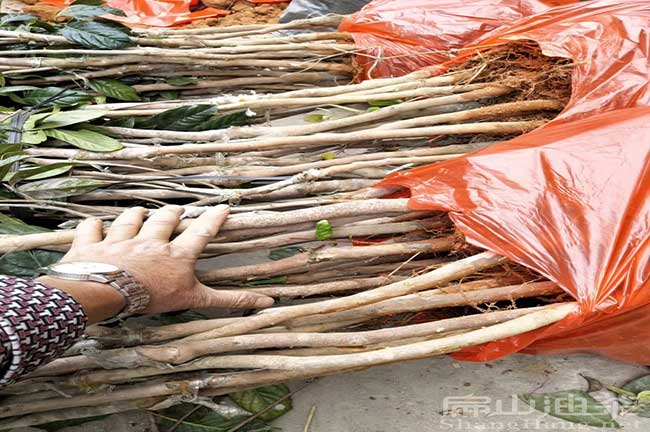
left=197, top=0, right=288, bottom=26
left=17, top=0, right=288, bottom=27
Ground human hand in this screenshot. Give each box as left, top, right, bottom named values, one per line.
left=43, top=205, right=273, bottom=321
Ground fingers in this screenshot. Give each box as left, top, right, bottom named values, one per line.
left=105, top=207, right=146, bottom=243
left=71, top=218, right=103, bottom=248
left=136, top=205, right=183, bottom=241
left=198, top=284, right=274, bottom=309
left=172, top=205, right=229, bottom=257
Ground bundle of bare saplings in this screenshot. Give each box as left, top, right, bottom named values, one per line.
left=0, top=16, right=575, bottom=427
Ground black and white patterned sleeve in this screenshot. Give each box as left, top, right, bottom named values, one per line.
left=0, top=275, right=87, bottom=386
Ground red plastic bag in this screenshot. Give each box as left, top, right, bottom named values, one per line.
left=340, top=0, right=577, bottom=79
left=43, top=0, right=227, bottom=27
left=379, top=107, right=650, bottom=364
left=376, top=0, right=650, bottom=363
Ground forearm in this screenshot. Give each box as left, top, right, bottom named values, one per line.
left=0, top=275, right=89, bottom=385
left=35, top=276, right=125, bottom=324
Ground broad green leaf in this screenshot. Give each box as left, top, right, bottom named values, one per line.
left=20, top=130, right=47, bottom=144
left=28, top=109, right=108, bottom=130
left=618, top=374, right=650, bottom=417
left=59, top=5, right=126, bottom=19
left=60, top=20, right=132, bottom=49
left=137, top=104, right=218, bottom=131
left=315, top=219, right=333, bottom=241
left=230, top=384, right=292, bottom=421
left=165, top=77, right=199, bottom=86
left=45, top=128, right=123, bottom=152
left=89, top=79, right=139, bottom=101
left=201, top=111, right=248, bottom=131
left=0, top=153, right=30, bottom=179
left=0, top=214, right=63, bottom=278
left=0, top=13, right=36, bottom=26
left=7, top=162, right=74, bottom=183
left=18, top=87, right=92, bottom=107
left=519, top=390, right=619, bottom=428
left=269, top=247, right=304, bottom=261
left=0, top=85, right=40, bottom=95
left=157, top=403, right=274, bottom=432
left=368, top=99, right=402, bottom=107
left=17, top=177, right=104, bottom=199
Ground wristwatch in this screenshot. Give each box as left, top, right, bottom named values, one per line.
left=40, top=262, right=150, bottom=317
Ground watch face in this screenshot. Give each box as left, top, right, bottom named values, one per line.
left=51, top=262, right=121, bottom=275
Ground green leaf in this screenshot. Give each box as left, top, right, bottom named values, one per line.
left=18, top=87, right=92, bottom=107
left=137, top=105, right=218, bottom=131
left=367, top=106, right=381, bottom=113
left=618, top=374, right=650, bottom=417
left=165, top=77, right=199, bottom=86
left=17, top=177, right=104, bottom=199
left=201, top=111, right=249, bottom=131
left=155, top=90, right=180, bottom=101
left=0, top=13, right=37, bottom=26
left=45, top=128, right=123, bottom=152
left=27, top=109, right=107, bottom=130
left=245, top=276, right=288, bottom=286
left=230, top=384, right=292, bottom=421
left=40, top=415, right=109, bottom=432
left=321, top=152, right=336, bottom=160
left=60, top=20, right=132, bottom=49
left=71, top=0, right=106, bottom=5
left=0, top=85, right=40, bottom=95
left=7, top=162, right=74, bottom=183
left=269, top=247, right=304, bottom=261
left=59, top=5, right=126, bottom=19
left=89, top=79, right=139, bottom=101
left=20, top=130, right=47, bottom=144
left=0, top=214, right=63, bottom=278
left=157, top=403, right=274, bottom=432
left=519, top=390, right=619, bottom=428
left=368, top=99, right=402, bottom=107
left=0, top=153, right=30, bottom=179
left=157, top=310, right=208, bottom=325
left=315, top=219, right=332, bottom=241
left=304, top=113, right=329, bottom=123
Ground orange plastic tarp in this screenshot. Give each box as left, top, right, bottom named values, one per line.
left=340, top=0, right=578, bottom=79
left=377, top=0, right=650, bottom=363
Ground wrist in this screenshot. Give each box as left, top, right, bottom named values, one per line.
left=35, top=276, right=126, bottom=324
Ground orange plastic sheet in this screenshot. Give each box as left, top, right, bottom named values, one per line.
left=379, top=107, right=650, bottom=364
left=340, top=0, right=577, bottom=79
left=43, top=0, right=227, bottom=27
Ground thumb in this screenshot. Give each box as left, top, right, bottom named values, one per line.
left=197, top=284, right=274, bottom=309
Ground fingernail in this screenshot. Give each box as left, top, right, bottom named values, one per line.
left=256, top=296, right=275, bottom=308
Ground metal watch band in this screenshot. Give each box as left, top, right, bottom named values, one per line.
left=107, top=271, right=150, bottom=316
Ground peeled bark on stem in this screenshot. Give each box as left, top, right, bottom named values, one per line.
left=283, top=281, right=562, bottom=327
left=187, top=253, right=505, bottom=341
left=203, top=218, right=446, bottom=254
left=26, top=120, right=543, bottom=160
left=0, top=199, right=409, bottom=253
left=198, top=237, right=454, bottom=282
left=0, top=303, right=575, bottom=418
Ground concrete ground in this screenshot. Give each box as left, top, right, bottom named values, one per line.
left=33, top=353, right=650, bottom=432
left=274, top=353, right=650, bottom=432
